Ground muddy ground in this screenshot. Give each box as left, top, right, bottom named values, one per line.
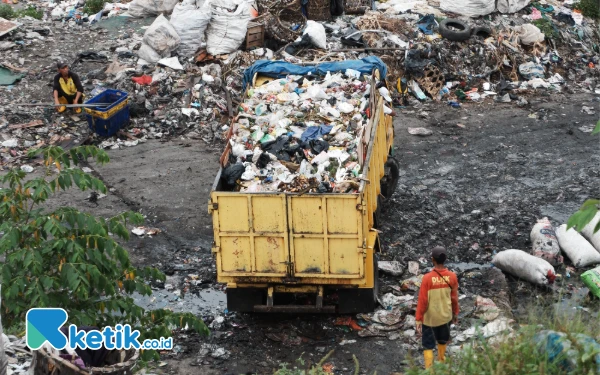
left=10, top=89, right=597, bottom=374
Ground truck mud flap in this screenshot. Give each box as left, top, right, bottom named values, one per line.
left=336, top=288, right=377, bottom=314
left=227, top=288, right=266, bottom=313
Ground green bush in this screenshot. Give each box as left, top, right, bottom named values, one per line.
left=84, top=0, right=108, bottom=15
left=404, top=306, right=600, bottom=375
left=0, top=146, right=209, bottom=361
left=17, top=6, right=43, bottom=20
left=0, top=4, right=16, bottom=19
left=574, top=0, right=600, bottom=19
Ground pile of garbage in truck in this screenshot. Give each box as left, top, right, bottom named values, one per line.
left=221, top=58, right=389, bottom=193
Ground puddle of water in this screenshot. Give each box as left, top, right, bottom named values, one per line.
left=133, top=289, right=227, bottom=316
left=447, top=262, right=492, bottom=272
left=93, top=16, right=155, bottom=36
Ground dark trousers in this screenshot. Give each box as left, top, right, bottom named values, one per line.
left=422, top=322, right=450, bottom=350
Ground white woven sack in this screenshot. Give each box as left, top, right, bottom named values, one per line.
left=492, top=249, right=556, bottom=286
left=556, top=224, right=600, bottom=268
left=581, top=212, right=600, bottom=252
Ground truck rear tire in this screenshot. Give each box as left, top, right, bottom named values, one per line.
left=380, top=156, right=400, bottom=199
left=226, top=287, right=265, bottom=312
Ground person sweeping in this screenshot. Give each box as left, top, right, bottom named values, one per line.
left=415, top=246, right=459, bottom=369
left=53, top=61, right=84, bottom=114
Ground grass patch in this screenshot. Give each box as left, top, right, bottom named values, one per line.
left=0, top=4, right=43, bottom=20
left=274, top=350, right=363, bottom=375
left=404, top=304, right=600, bottom=375
left=83, top=0, right=108, bottom=15
left=0, top=4, right=16, bottom=19
left=574, top=0, right=600, bottom=19
left=17, top=6, right=43, bottom=19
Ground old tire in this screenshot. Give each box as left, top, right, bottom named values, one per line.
left=373, top=195, right=383, bottom=229
left=380, top=156, right=400, bottom=199
left=439, top=19, right=471, bottom=42
left=472, top=25, right=493, bottom=39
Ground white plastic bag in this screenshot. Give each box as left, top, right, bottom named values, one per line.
left=170, top=3, right=211, bottom=57
left=582, top=212, right=600, bottom=252
left=492, top=249, right=556, bottom=286
left=137, top=42, right=164, bottom=63
left=497, top=0, right=530, bottom=13
left=303, top=20, right=327, bottom=49
left=128, top=0, right=179, bottom=17
left=530, top=217, right=562, bottom=266
left=515, top=24, right=544, bottom=45
left=206, top=0, right=251, bottom=55
left=556, top=224, right=600, bottom=268
left=143, top=15, right=181, bottom=56
left=440, top=0, right=494, bottom=17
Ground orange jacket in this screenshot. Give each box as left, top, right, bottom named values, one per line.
left=415, top=267, right=459, bottom=327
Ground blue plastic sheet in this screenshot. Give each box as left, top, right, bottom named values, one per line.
left=534, top=330, right=600, bottom=374
left=242, top=56, right=388, bottom=91
left=301, top=125, right=333, bottom=142
left=417, top=14, right=436, bottom=35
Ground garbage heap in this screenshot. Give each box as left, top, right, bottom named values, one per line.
left=222, top=69, right=389, bottom=193
left=1, top=0, right=600, bottom=169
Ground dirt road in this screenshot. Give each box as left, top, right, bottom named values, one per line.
left=23, top=90, right=598, bottom=374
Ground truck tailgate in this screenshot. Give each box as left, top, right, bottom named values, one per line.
left=211, top=192, right=364, bottom=281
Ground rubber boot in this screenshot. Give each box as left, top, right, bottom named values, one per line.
left=424, top=349, right=434, bottom=369
left=437, top=343, right=447, bottom=362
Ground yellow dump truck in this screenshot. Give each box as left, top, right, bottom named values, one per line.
left=209, top=59, right=399, bottom=313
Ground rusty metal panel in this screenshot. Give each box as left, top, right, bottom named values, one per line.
left=289, top=195, right=363, bottom=278
left=212, top=193, right=288, bottom=278
left=290, top=197, right=323, bottom=233
left=217, top=196, right=249, bottom=232
left=328, top=238, right=361, bottom=275
left=220, top=237, right=251, bottom=272
left=254, top=236, right=287, bottom=273
left=292, top=237, right=325, bottom=274
left=327, top=198, right=359, bottom=234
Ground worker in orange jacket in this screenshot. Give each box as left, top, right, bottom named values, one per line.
left=415, top=246, right=459, bottom=369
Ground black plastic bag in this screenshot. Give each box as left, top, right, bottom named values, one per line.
left=330, top=0, right=344, bottom=16
left=222, top=163, right=245, bottom=188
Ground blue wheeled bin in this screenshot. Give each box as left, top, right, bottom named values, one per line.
left=84, top=89, right=130, bottom=137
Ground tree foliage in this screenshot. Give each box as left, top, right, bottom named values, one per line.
left=0, top=146, right=208, bottom=361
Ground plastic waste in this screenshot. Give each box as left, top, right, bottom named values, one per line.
left=378, top=261, right=404, bottom=276
left=519, top=62, right=545, bottom=80
left=440, top=0, right=495, bottom=17
left=581, top=266, right=600, bottom=298
left=303, top=20, right=327, bottom=49
left=534, top=330, right=600, bottom=372
left=492, top=249, right=556, bottom=285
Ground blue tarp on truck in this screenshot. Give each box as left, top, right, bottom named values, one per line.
left=242, top=56, right=388, bottom=91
